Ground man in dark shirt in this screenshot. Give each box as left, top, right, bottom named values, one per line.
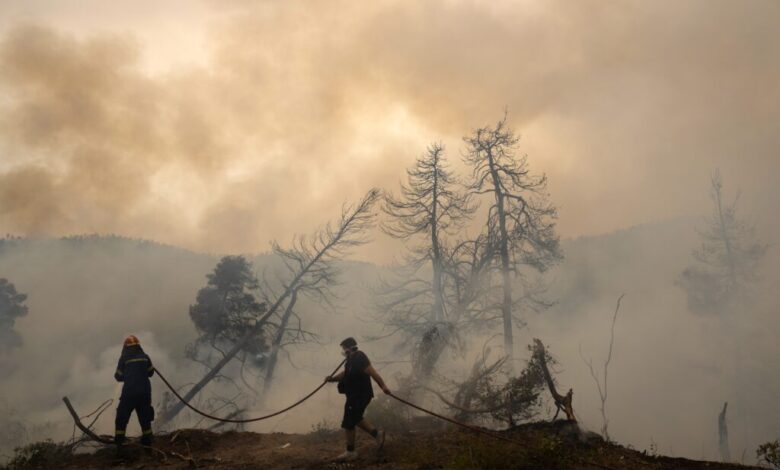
left=114, top=335, right=155, bottom=448
left=326, top=337, right=390, bottom=461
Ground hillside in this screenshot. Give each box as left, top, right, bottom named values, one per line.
left=3, top=423, right=760, bottom=470
left=1, top=222, right=779, bottom=465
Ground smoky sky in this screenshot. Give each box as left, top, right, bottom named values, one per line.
left=0, top=0, right=778, bottom=259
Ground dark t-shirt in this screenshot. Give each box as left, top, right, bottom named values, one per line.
left=341, top=350, right=373, bottom=398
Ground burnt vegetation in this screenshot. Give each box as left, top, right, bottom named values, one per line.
left=1, top=116, right=776, bottom=469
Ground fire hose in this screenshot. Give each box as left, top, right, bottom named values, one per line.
left=153, top=360, right=517, bottom=444
left=152, top=359, right=345, bottom=423
left=65, top=359, right=519, bottom=446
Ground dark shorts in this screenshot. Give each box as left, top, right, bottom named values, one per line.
left=341, top=394, right=372, bottom=430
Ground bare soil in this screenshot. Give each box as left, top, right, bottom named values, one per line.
left=14, top=421, right=761, bottom=469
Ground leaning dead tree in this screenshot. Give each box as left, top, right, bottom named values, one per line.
left=259, top=211, right=361, bottom=396
left=159, top=189, right=379, bottom=424
left=261, top=287, right=300, bottom=396
left=463, top=115, right=562, bottom=372
left=579, top=294, right=624, bottom=440
left=533, top=338, right=576, bottom=422
left=718, top=401, right=731, bottom=462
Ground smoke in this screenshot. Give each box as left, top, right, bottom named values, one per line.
left=0, top=0, right=779, bottom=464
left=0, top=0, right=778, bottom=258
left=1, top=213, right=779, bottom=462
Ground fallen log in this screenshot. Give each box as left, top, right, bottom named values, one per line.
left=62, top=396, right=114, bottom=445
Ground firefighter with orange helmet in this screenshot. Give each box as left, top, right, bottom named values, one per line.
left=114, top=335, right=155, bottom=447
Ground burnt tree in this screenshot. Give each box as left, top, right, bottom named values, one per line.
left=718, top=401, right=731, bottom=462
left=677, top=170, right=767, bottom=316
left=378, top=143, right=474, bottom=380
left=381, top=143, right=474, bottom=322
left=464, top=115, right=561, bottom=371
left=159, top=189, right=379, bottom=424
left=534, top=338, right=576, bottom=422
left=579, top=294, right=624, bottom=441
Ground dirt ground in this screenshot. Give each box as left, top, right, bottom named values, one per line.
left=11, top=422, right=763, bottom=469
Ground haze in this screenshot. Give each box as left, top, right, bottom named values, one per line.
left=0, top=0, right=779, bottom=466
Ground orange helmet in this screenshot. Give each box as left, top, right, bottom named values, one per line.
left=124, top=335, right=140, bottom=347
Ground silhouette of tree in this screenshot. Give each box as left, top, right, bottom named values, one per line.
left=0, top=278, right=28, bottom=352
left=463, top=114, right=561, bottom=370
left=677, top=170, right=768, bottom=315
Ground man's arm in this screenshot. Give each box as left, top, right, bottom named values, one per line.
left=326, top=370, right=346, bottom=382
left=365, top=365, right=390, bottom=394
left=114, top=358, right=124, bottom=382
left=146, top=355, right=155, bottom=377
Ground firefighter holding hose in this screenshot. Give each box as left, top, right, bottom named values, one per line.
left=114, top=335, right=155, bottom=449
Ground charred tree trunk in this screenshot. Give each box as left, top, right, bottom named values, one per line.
left=712, top=174, right=737, bottom=291
left=463, top=116, right=561, bottom=376
left=488, top=153, right=515, bottom=373
left=430, top=151, right=445, bottom=323
left=718, top=401, right=731, bottom=462
left=412, top=324, right=451, bottom=390
left=261, top=288, right=299, bottom=396
left=533, top=338, right=576, bottom=422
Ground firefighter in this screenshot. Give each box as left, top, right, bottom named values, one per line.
left=114, top=335, right=155, bottom=448
left=325, top=337, right=390, bottom=461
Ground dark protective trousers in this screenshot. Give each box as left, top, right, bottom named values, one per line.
left=115, top=394, right=154, bottom=446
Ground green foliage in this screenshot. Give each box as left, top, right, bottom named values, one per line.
left=187, top=256, right=267, bottom=364
left=757, top=440, right=780, bottom=469
left=0, top=278, right=28, bottom=352
left=491, top=350, right=549, bottom=425
left=452, top=345, right=551, bottom=427
left=3, top=441, right=70, bottom=470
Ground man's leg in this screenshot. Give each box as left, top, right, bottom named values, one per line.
left=336, top=397, right=359, bottom=460
left=114, top=398, right=132, bottom=448
left=345, top=428, right=357, bottom=452
left=357, top=416, right=384, bottom=448
left=136, top=395, right=154, bottom=446
left=357, top=419, right=376, bottom=434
